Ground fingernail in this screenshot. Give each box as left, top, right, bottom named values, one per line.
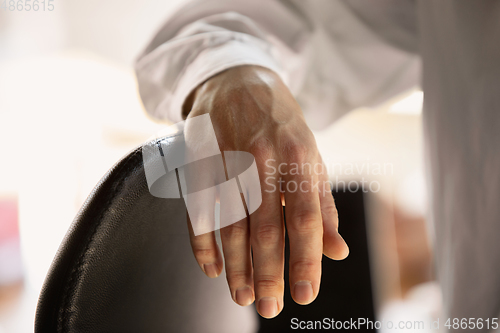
left=258, top=297, right=278, bottom=318
left=235, top=286, right=254, bottom=306
left=294, top=281, right=314, bottom=304
left=203, top=263, right=219, bottom=278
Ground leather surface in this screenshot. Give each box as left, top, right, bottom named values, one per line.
left=35, top=138, right=258, bottom=333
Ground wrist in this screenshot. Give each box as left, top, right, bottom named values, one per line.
left=182, top=65, right=282, bottom=119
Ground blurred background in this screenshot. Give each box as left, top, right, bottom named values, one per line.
left=0, top=1, right=439, bottom=332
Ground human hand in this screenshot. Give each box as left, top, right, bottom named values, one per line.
left=184, top=65, right=349, bottom=318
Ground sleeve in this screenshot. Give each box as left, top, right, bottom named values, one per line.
left=134, top=0, right=312, bottom=123
left=294, top=0, right=421, bottom=130
left=135, top=0, right=420, bottom=129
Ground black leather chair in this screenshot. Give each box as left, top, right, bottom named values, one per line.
left=35, top=136, right=375, bottom=332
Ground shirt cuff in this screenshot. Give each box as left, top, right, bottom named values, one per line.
left=154, top=38, right=284, bottom=123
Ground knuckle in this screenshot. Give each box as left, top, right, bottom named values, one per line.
left=249, top=138, right=274, bottom=160
left=289, top=210, right=321, bottom=233
left=290, top=258, right=319, bottom=276
left=226, top=270, right=250, bottom=284
left=282, top=141, right=309, bottom=162
left=221, top=222, right=248, bottom=242
left=290, top=210, right=321, bottom=233
left=321, top=203, right=338, bottom=218
left=192, top=247, right=217, bottom=260
left=255, top=276, right=283, bottom=291
left=253, top=223, right=283, bottom=246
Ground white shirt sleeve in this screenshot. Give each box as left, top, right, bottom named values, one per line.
left=135, top=0, right=420, bottom=129
left=135, top=0, right=310, bottom=123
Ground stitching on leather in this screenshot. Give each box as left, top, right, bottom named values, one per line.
left=57, top=147, right=143, bottom=333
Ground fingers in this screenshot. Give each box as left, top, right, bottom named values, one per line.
left=186, top=131, right=347, bottom=316
left=318, top=171, right=349, bottom=260
left=283, top=169, right=323, bottom=306
left=249, top=165, right=285, bottom=318
left=220, top=217, right=255, bottom=306
left=187, top=213, right=223, bottom=278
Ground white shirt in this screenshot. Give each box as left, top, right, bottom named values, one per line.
left=135, top=0, right=500, bottom=329
left=134, top=0, right=420, bottom=129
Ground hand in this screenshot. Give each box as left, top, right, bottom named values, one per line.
left=184, top=65, right=349, bottom=318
